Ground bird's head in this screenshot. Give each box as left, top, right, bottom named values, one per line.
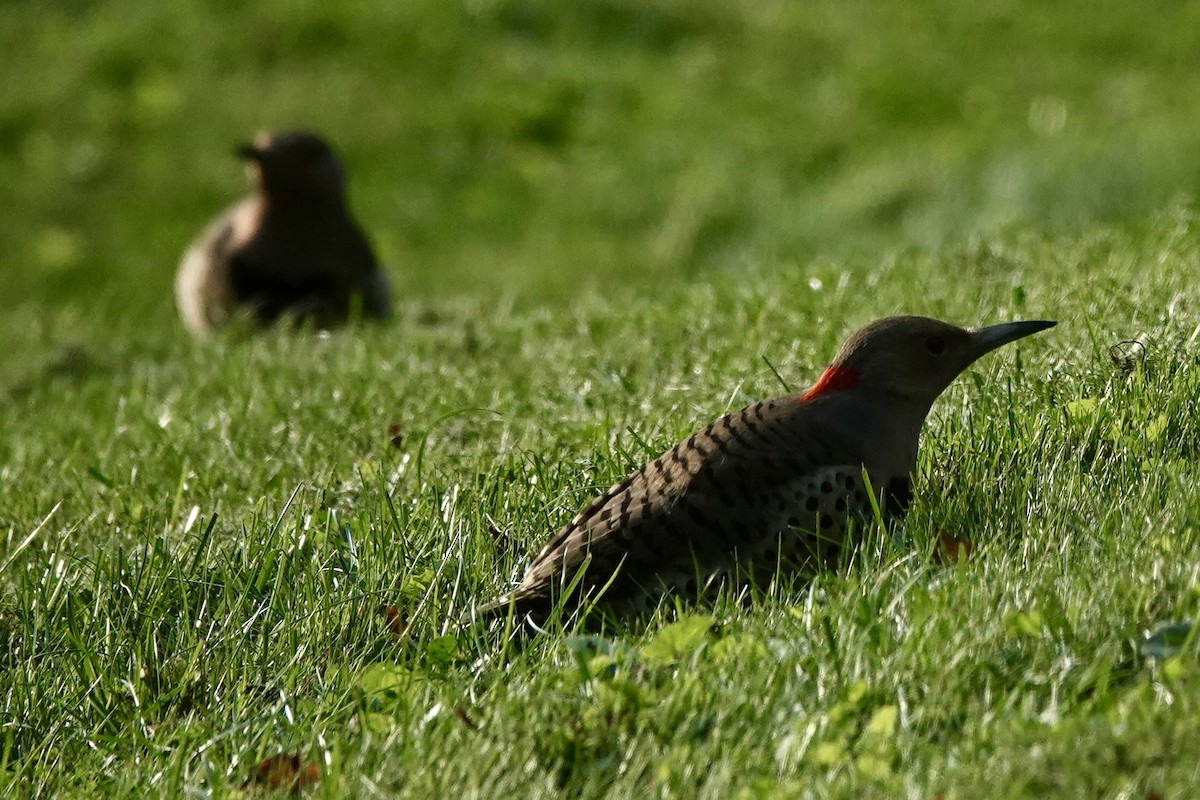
left=803, top=316, right=1056, bottom=404
left=237, top=130, right=347, bottom=205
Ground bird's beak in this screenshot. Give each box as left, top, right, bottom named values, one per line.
left=968, top=319, right=1057, bottom=360
left=235, top=143, right=263, bottom=161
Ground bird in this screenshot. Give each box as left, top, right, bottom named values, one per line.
left=175, top=130, right=390, bottom=336
left=468, top=315, right=1056, bottom=623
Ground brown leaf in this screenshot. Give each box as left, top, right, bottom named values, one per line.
left=383, top=605, right=408, bottom=637
left=455, top=705, right=480, bottom=730
left=388, top=423, right=404, bottom=449
left=239, top=754, right=319, bottom=793
left=935, top=531, right=973, bottom=565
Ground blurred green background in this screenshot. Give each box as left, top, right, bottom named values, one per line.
left=2, top=0, right=1199, bottom=324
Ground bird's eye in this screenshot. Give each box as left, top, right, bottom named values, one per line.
left=925, top=335, right=946, bottom=355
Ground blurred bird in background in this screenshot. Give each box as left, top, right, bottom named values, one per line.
left=175, top=130, right=390, bottom=336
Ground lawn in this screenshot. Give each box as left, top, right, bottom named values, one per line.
left=4, top=1, right=1200, bottom=797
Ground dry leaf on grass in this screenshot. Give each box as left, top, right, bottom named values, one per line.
left=935, top=531, right=973, bottom=565
left=455, top=706, right=480, bottom=730
left=383, top=605, right=408, bottom=637
left=240, top=754, right=319, bottom=794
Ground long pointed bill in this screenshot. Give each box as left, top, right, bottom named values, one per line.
left=968, top=319, right=1056, bottom=362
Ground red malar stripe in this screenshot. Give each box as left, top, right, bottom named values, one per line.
left=800, top=365, right=861, bottom=402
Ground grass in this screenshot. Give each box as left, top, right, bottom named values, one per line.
left=4, top=0, right=1200, bottom=331
left=5, top=0, right=1200, bottom=797
left=7, top=215, right=1200, bottom=797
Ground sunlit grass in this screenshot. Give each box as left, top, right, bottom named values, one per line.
left=4, top=209, right=1200, bottom=796
left=6, top=0, right=1200, bottom=794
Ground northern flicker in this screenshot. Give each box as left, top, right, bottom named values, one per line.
left=469, top=315, right=1055, bottom=622
left=175, top=130, right=390, bottom=336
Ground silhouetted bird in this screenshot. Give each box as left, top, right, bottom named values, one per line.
left=176, top=131, right=390, bottom=336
